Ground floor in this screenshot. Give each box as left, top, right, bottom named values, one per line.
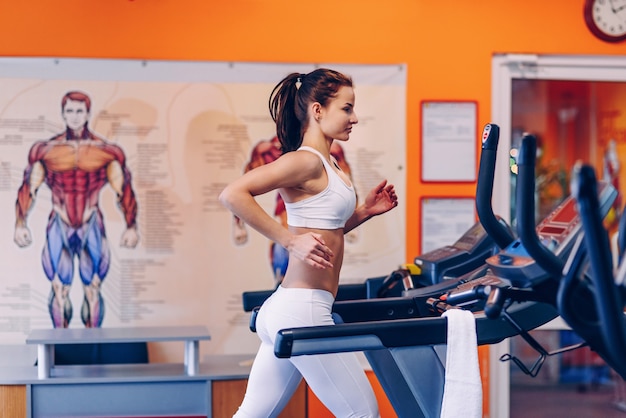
left=511, top=383, right=626, bottom=418
left=508, top=330, right=626, bottom=417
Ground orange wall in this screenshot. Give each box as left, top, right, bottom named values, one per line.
left=3, top=0, right=626, bottom=257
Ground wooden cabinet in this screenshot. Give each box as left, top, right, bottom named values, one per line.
left=0, top=385, right=26, bottom=418
left=212, top=379, right=307, bottom=417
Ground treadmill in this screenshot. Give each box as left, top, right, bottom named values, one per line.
left=273, top=133, right=618, bottom=418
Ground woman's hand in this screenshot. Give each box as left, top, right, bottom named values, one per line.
left=287, top=232, right=334, bottom=269
left=363, top=179, right=398, bottom=217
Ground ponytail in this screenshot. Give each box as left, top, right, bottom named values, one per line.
left=269, top=73, right=304, bottom=153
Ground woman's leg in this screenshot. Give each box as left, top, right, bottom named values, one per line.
left=235, top=286, right=379, bottom=418
left=269, top=287, right=379, bottom=417
left=233, top=341, right=302, bottom=418
left=288, top=287, right=379, bottom=418
left=292, top=351, right=379, bottom=418
left=233, top=289, right=303, bottom=418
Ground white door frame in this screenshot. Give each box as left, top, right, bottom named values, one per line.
left=490, top=53, right=626, bottom=418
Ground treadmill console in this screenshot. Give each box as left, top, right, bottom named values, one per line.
left=487, top=181, right=615, bottom=288
left=414, top=221, right=497, bottom=286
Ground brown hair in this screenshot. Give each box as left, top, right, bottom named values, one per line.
left=268, top=68, right=353, bottom=153
left=61, top=91, right=91, bottom=112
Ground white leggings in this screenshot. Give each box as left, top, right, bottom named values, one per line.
left=233, top=286, right=380, bottom=418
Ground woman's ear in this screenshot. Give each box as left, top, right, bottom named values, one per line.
left=311, top=102, right=322, bottom=121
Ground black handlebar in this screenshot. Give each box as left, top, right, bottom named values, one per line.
left=516, top=134, right=564, bottom=280
left=476, top=123, right=516, bottom=250
left=274, top=301, right=556, bottom=357
left=572, top=163, right=626, bottom=377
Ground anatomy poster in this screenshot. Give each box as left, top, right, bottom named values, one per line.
left=0, top=59, right=406, bottom=361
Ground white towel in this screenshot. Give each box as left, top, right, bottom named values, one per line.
left=440, top=309, right=482, bottom=418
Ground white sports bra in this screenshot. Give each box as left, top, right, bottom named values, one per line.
left=284, top=146, right=356, bottom=229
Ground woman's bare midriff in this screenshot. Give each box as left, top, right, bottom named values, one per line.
left=280, top=226, right=345, bottom=297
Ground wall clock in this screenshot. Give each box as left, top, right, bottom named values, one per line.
left=584, top=0, right=626, bottom=42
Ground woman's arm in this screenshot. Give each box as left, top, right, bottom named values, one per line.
left=344, top=179, right=398, bottom=233
left=219, top=152, right=335, bottom=269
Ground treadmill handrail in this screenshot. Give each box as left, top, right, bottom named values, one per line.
left=274, top=301, right=557, bottom=358
left=476, top=123, right=516, bottom=250
left=516, top=134, right=564, bottom=280
left=573, top=164, right=626, bottom=375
